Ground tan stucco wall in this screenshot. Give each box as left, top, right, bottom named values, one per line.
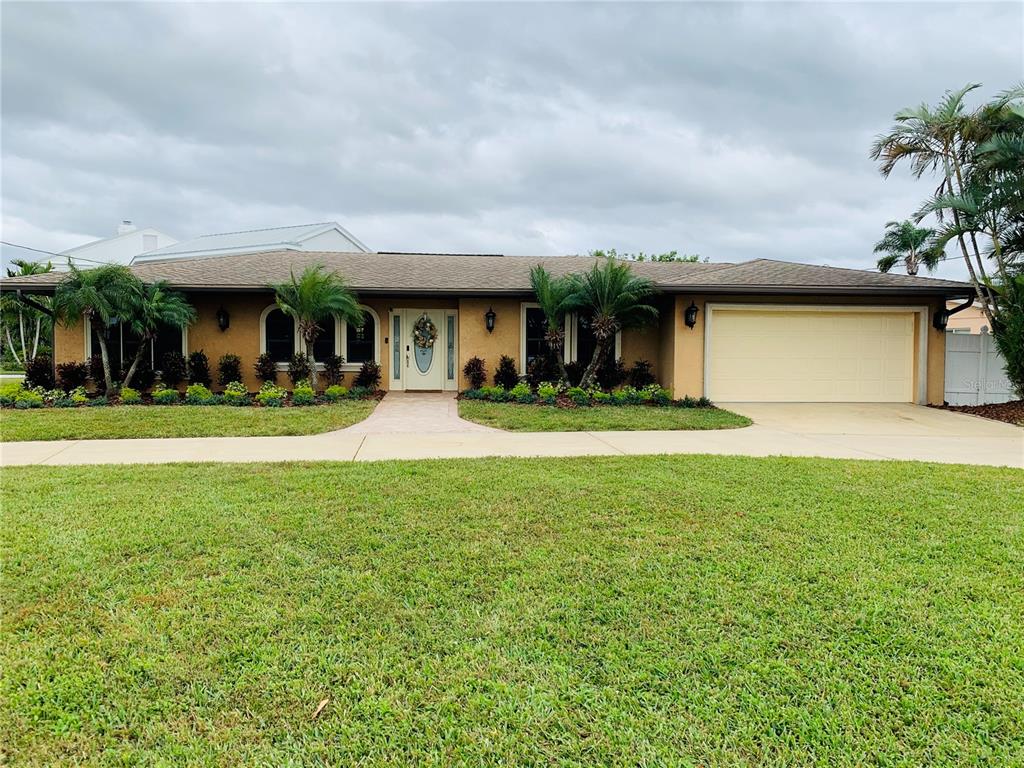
left=53, top=319, right=85, bottom=367
left=668, top=294, right=947, bottom=405
left=457, top=297, right=521, bottom=389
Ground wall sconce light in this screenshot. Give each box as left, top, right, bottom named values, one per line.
left=485, top=306, right=496, bottom=333
left=684, top=301, right=699, bottom=329
left=216, top=306, right=230, bottom=332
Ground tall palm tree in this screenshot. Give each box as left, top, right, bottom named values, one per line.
left=566, top=257, right=659, bottom=389
left=271, top=264, right=363, bottom=389
left=120, top=282, right=196, bottom=390
left=873, top=220, right=943, bottom=275
left=2, top=259, right=54, bottom=366
left=52, top=264, right=143, bottom=393
left=529, top=264, right=576, bottom=382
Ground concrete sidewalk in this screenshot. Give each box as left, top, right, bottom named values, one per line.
left=1, top=399, right=1020, bottom=468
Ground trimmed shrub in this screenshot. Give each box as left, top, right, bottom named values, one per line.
left=222, top=381, right=250, bottom=406
left=526, top=353, right=561, bottom=390
left=461, top=388, right=485, bottom=400
left=160, top=351, right=187, bottom=388
left=509, top=381, right=534, bottom=404
left=462, top=357, right=486, bottom=390
left=187, top=350, right=212, bottom=387
left=614, top=386, right=642, bottom=406
left=627, top=359, right=656, bottom=389
left=217, top=354, right=242, bottom=387
left=493, top=355, right=519, bottom=390
left=291, top=380, right=315, bottom=406
left=254, top=353, right=278, bottom=384
left=566, top=386, right=591, bottom=406
left=646, top=385, right=673, bottom=406
left=24, top=355, right=55, bottom=389
left=322, top=355, right=345, bottom=386
left=184, top=383, right=215, bottom=405
left=324, top=384, right=349, bottom=402
left=537, top=382, right=559, bottom=404
left=593, top=390, right=612, bottom=405
left=479, top=385, right=506, bottom=401
left=87, top=395, right=109, bottom=407
left=288, top=353, right=312, bottom=386
left=0, top=381, right=23, bottom=406
left=349, top=385, right=375, bottom=400
left=256, top=381, right=287, bottom=407
left=354, top=360, right=382, bottom=389
left=56, top=361, right=89, bottom=390
left=14, top=389, right=44, bottom=409
left=70, top=387, right=89, bottom=405
left=120, top=387, right=142, bottom=405
left=152, top=388, right=180, bottom=405
left=596, top=356, right=627, bottom=391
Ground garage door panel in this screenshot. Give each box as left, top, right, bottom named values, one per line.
left=708, top=309, right=916, bottom=403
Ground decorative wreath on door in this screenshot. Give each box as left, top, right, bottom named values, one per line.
left=412, top=314, right=438, bottom=349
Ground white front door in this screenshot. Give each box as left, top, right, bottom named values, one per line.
left=402, top=309, right=446, bottom=390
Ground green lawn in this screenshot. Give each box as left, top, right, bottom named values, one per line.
left=0, top=401, right=377, bottom=441
left=3, top=456, right=1022, bottom=765
left=459, top=400, right=751, bottom=431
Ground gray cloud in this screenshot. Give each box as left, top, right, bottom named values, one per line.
left=2, top=2, right=1021, bottom=279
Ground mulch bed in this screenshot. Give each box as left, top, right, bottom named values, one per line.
left=933, top=399, right=1024, bottom=426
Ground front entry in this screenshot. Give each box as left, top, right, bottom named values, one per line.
left=391, top=308, right=457, bottom=391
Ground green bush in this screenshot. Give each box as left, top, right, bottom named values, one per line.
left=256, top=382, right=287, bottom=407
left=348, top=385, right=375, bottom=400
left=152, top=388, right=180, bottom=405
left=479, top=385, right=507, bottom=401
left=614, top=386, right=642, bottom=406
left=461, top=388, right=485, bottom=400
left=87, top=395, right=109, bottom=407
left=70, top=386, right=89, bottom=405
left=509, top=381, right=534, bottom=403
left=0, top=381, right=23, bottom=406
left=222, top=381, right=250, bottom=406
left=13, top=389, right=44, bottom=409
left=537, top=382, right=559, bottom=404
left=184, top=384, right=215, bottom=405
left=593, top=390, right=612, bottom=405
left=646, top=385, right=673, bottom=405
left=323, top=384, right=348, bottom=402
left=566, top=386, right=590, bottom=406
left=291, top=380, right=315, bottom=406
left=120, top=387, right=142, bottom=405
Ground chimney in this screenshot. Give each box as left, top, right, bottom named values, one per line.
left=117, top=220, right=136, bottom=235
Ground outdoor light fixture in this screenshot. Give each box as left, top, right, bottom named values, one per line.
left=684, top=301, right=699, bottom=329
left=216, top=306, right=230, bottom=332
left=485, top=306, right=496, bottom=333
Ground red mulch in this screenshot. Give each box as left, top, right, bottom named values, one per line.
left=933, top=399, right=1024, bottom=427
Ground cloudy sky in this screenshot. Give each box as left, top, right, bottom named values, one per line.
left=2, top=2, right=1021, bottom=279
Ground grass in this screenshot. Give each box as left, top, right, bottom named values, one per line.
left=459, top=400, right=751, bottom=431
left=2, top=455, right=1022, bottom=766
left=0, top=401, right=377, bottom=441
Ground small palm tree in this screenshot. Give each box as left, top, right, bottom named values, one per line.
left=271, top=264, right=363, bottom=389
left=567, top=257, right=659, bottom=389
left=121, top=282, right=196, bottom=390
left=529, top=265, right=576, bottom=382
left=873, top=220, right=944, bottom=275
left=52, top=264, right=143, bottom=393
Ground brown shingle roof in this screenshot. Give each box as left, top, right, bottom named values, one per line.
left=0, top=250, right=973, bottom=296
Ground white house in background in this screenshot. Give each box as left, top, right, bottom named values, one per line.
left=58, top=221, right=178, bottom=269
left=131, top=222, right=372, bottom=264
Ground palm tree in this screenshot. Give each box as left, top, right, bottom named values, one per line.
left=566, top=257, right=659, bottom=389
left=52, top=264, right=143, bottom=393
left=529, top=265, right=576, bottom=382
left=120, top=282, right=196, bottom=390
left=2, top=259, right=54, bottom=366
left=271, top=264, right=363, bottom=389
left=873, top=220, right=943, bottom=275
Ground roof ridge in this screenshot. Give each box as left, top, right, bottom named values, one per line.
left=189, top=222, right=337, bottom=240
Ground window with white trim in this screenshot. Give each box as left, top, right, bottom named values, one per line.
left=264, top=308, right=295, bottom=362
left=87, top=321, right=185, bottom=373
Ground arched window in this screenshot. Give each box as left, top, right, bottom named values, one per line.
left=264, top=308, right=295, bottom=362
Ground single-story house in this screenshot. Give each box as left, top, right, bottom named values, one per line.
left=2, top=250, right=975, bottom=403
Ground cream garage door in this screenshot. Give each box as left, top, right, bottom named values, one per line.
left=707, top=308, right=917, bottom=402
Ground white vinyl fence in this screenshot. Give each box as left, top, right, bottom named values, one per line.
left=944, top=330, right=1014, bottom=405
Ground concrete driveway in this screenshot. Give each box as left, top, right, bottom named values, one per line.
left=720, top=402, right=1022, bottom=467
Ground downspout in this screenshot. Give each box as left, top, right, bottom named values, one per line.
left=932, top=296, right=975, bottom=331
